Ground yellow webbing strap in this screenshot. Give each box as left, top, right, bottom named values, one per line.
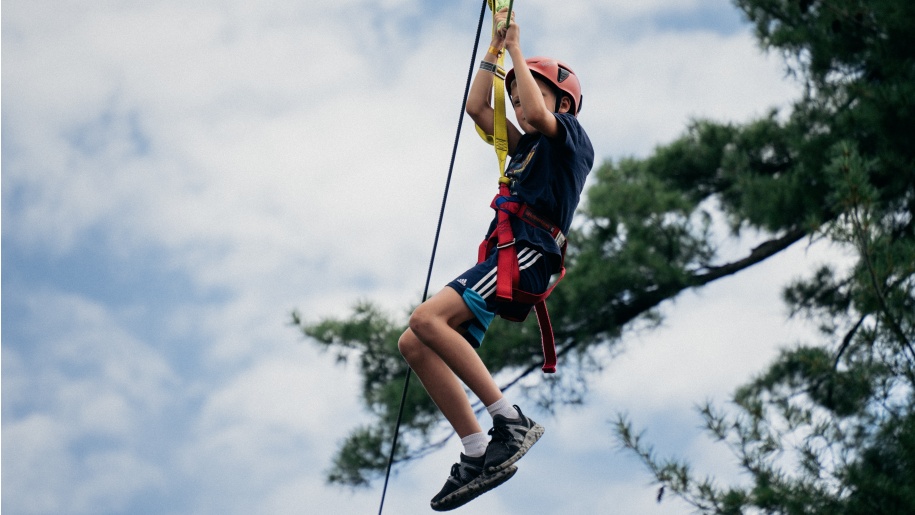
left=475, top=0, right=513, bottom=178
left=492, top=51, right=509, bottom=176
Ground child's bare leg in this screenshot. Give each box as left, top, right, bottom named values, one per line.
left=406, top=288, right=537, bottom=510
left=398, top=287, right=504, bottom=435
left=409, top=288, right=504, bottom=406
left=398, top=329, right=483, bottom=437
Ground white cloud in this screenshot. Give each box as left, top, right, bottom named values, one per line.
left=176, top=349, right=373, bottom=514
left=603, top=239, right=829, bottom=415
left=522, top=0, right=706, bottom=25
left=3, top=413, right=75, bottom=514
left=1, top=291, right=178, bottom=513
left=585, top=32, right=796, bottom=158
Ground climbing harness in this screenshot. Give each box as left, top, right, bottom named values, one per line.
left=479, top=190, right=566, bottom=374
left=475, top=0, right=567, bottom=375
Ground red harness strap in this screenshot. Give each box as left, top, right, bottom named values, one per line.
left=478, top=183, right=567, bottom=373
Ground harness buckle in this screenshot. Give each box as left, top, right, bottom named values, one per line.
left=497, top=239, right=516, bottom=249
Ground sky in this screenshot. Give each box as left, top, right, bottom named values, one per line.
left=1, top=0, right=842, bottom=513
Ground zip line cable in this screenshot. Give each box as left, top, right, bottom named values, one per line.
left=376, top=2, right=489, bottom=513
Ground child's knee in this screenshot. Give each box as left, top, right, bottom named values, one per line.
left=397, top=328, right=423, bottom=362
left=408, top=305, right=436, bottom=341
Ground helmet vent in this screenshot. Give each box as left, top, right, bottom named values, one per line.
left=557, top=67, right=571, bottom=83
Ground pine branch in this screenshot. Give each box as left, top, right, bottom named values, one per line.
left=834, top=314, right=866, bottom=368
left=693, top=227, right=807, bottom=283
left=494, top=227, right=809, bottom=401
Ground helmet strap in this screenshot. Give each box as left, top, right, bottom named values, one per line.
left=554, top=93, right=573, bottom=114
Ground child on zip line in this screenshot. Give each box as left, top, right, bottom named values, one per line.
left=397, top=6, right=594, bottom=511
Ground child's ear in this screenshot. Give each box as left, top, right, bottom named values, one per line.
left=559, top=96, right=573, bottom=114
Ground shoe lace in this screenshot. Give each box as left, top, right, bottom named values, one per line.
left=488, top=424, right=514, bottom=445
left=449, top=463, right=462, bottom=480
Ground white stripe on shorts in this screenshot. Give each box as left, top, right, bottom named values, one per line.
left=474, top=247, right=542, bottom=300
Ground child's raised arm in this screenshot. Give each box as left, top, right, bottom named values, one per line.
left=465, top=8, right=522, bottom=152
left=503, top=21, right=563, bottom=139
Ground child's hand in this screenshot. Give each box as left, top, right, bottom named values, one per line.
left=493, top=8, right=516, bottom=43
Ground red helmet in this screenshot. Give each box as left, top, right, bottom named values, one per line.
left=505, top=56, right=583, bottom=115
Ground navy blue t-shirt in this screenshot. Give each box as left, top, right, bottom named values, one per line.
left=486, top=112, right=594, bottom=267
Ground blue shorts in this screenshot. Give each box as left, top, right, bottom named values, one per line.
left=446, top=244, right=555, bottom=347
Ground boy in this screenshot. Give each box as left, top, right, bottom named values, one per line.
left=397, top=8, right=594, bottom=511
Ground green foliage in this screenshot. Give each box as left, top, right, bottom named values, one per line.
left=326, top=424, right=390, bottom=487
left=292, top=0, right=915, bottom=498
left=616, top=2, right=915, bottom=511
left=294, top=302, right=408, bottom=417
left=292, top=303, right=443, bottom=484
left=844, top=412, right=915, bottom=514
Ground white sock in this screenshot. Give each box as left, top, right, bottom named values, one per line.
left=461, top=431, right=488, bottom=458
left=486, top=397, right=519, bottom=420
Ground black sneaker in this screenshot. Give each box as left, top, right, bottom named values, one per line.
left=430, top=453, right=518, bottom=512
left=483, top=405, right=545, bottom=474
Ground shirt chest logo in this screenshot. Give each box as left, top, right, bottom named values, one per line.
left=509, top=144, right=538, bottom=177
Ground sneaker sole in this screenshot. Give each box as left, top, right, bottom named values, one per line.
left=485, top=422, right=544, bottom=475
left=430, top=465, right=518, bottom=512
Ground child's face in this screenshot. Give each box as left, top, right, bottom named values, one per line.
left=510, top=78, right=558, bottom=134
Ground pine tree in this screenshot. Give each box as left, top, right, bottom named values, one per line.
left=615, top=0, right=915, bottom=512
